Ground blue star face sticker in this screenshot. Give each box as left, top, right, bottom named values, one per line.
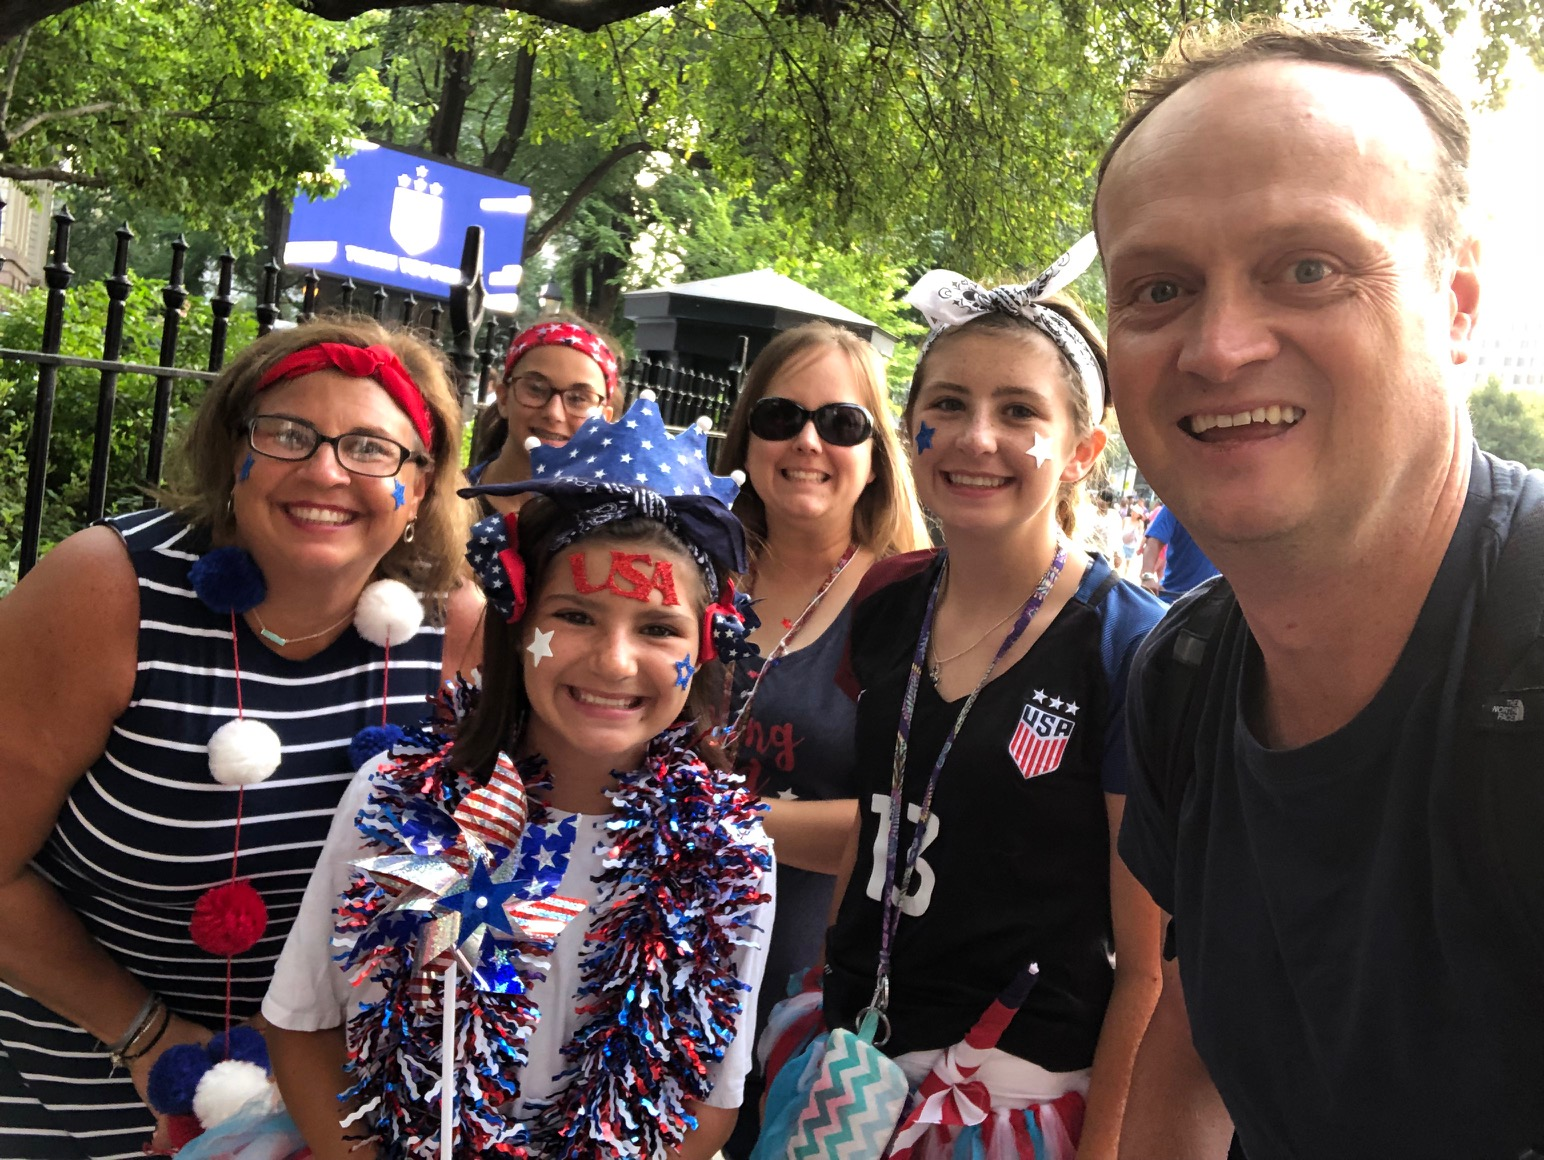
left=915, top=422, right=935, bottom=453
left=674, top=653, right=696, bottom=689
left=238, top=453, right=254, bottom=482
left=390, top=479, right=406, bottom=509
left=437, top=858, right=525, bottom=943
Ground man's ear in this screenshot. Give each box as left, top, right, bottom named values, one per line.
left=1448, top=235, right=1481, bottom=365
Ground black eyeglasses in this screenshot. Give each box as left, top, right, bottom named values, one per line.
left=247, top=416, right=423, bottom=478
left=748, top=397, right=875, bottom=447
left=507, top=372, right=607, bottom=418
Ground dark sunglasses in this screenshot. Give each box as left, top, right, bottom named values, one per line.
left=748, top=397, right=875, bottom=447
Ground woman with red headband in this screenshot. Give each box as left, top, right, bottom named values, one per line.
left=468, top=317, right=622, bottom=514
left=0, top=318, right=482, bottom=1156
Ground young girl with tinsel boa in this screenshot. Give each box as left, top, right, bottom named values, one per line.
left=262, top=394, right=775, bottom=1159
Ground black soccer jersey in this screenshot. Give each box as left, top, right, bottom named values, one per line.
left=824, top=550, right=1164, bottom=1068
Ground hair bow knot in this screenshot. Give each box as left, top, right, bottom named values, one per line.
left=467, top=511, right=528, bottom=623
left=906, top=234, right=1105, bottom=412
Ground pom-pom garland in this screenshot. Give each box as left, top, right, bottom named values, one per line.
left=335, top=724, right=771, bottom=1158
left=164, top=1113, right=204, bottom=1149
left=148, top=1042, right=213, bottom=1116
left=188, top=547, right=267, bottom=615
left=353, top=578, right=425, bottom=648
left=190, top=880, right=268, bottom=957
left=208, top=1024, right=270, bottom=1072
left=206, top=718, right=282, bottom=787
left=349, top=723, right=411, bottom=771
left=193, top=1058, right=273, bottom=1128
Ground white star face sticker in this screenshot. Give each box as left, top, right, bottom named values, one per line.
left=1027, top=431, right=1054, bottom=468
left=526, top=626, right=554, bottom=667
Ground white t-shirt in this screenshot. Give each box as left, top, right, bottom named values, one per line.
left=263, top=762, right=776, bottom=1114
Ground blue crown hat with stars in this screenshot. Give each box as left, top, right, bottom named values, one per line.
left=461, top=391, right=749, bottom=577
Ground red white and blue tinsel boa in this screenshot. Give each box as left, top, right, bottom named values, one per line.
left=334, top=723, right=771, bottom=1158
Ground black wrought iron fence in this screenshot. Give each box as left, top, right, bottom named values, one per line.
left=1, top=201, right=741, bottom=584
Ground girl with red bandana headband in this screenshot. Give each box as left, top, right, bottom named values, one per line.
left=469, top=316, right=622, bottom=515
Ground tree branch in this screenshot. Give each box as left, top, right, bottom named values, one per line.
left=301, top=0, right=680, bottom=33
left=0, top=28, right=26, bottom=131
left=522, top=140, right=652, bottom=258
left=0, top=162, right=108, bottom=187
left=0, top=0, right=85, bottom=43
left=6, top=99, right=115, bottom=144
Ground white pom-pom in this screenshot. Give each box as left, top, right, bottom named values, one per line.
left=207, top=718, right=282, bottom=786
left=729, top=470, right=746, bottom=486
left=694, top=416, right=712, bottom=433
left=354, top=579, right=424, bottom=647
left=193, top=1059, right=274, bottom=1128
left=523, top=435, right=542, bottom=452
left=640, top=388, right=657, bottom=402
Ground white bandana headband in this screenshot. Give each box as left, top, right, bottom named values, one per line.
left=906, top=233, right=1105, bottom=414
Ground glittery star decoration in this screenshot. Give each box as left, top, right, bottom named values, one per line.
left=238, top=453, right=254, bottom=482
left=527, top=626, right=554, bottom=667
left=674, top=653, right=696, bottom=689
left=348, top=763, right=586, bottom=1001
left=390, top=478, right=406, bottom=509
left=915, top=422, right=935, bottom=453
left=1027, top=431, right=1053, bottom=468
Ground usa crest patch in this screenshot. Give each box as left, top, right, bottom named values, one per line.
left=1009, top=692, right=1077, bottom=778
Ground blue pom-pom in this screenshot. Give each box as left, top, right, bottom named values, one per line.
left=189, top=546, right=266, bottom=614
left=349, top=724, right=408, bottom=770
left=147, top=1042, right=212, bottom=1115
left=207, top=1024, right=269, bottom=1072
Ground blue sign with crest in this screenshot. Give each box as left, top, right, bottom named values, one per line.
left=284, top=140, right=530, bottom=307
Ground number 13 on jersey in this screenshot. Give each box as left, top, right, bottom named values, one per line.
left=865, top=793, right=940, bottom=917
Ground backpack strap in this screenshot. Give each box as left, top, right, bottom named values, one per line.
left=1157, top=576, right=1238, bottom=836
left=1465, top=462, right=1544, bottom=965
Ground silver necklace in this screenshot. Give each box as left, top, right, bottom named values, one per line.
left=927, top=557, right=1057, bottom=682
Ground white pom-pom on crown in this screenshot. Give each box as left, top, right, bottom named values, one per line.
left=523, top=435, right=542, bottom=451
left=694, top=416, right=712, bottom=433
left=353, top=579, right=424, bottom=647
left=193, top=1059, right=276, bottom=1128
left=207, top=718, right=282, bottom=786
left=640, top=388, right=657, bottom=402
left=729, top=470, right=747, bottom=486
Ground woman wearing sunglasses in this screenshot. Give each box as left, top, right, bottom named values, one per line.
left=715, top=320, right=928, bottom=1157
left=467, top=316, right=622, bottom=514
left=0, top=318, right=483, bottom=1156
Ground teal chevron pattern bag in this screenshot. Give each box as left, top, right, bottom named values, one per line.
left=784, top=1009, right=910, bottom=1159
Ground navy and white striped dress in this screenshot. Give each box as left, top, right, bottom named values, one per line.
left=0, top=508, right=447, bottom=1158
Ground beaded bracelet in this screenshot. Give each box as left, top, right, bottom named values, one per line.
left=108, top=997, right=169, bottom=1070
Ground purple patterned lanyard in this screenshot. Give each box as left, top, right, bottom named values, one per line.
left=862, top=544, right=1067, bottom=1042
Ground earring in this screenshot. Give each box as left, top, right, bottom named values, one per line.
left=226, top=493, right=235, bottom=522
left=402, top=520, right=416, bottom=544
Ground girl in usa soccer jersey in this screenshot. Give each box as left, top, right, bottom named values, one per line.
left=758, top=240, right=1166, bottom=1160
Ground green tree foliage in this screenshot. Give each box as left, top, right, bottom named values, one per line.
left=0, top=280, right=257, bottom=588
left=1469, top=377, right=1544, bottom=468
left=0, top=0, right=393, bottom=245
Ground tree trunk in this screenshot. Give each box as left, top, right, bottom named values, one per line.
left=426, top=40, right=475, bottom=159
left=484, top=44, right=536, bottom=174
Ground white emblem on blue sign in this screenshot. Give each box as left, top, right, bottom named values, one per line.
left=390, top=165, right=444, bottom=257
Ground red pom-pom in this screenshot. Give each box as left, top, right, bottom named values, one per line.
left=164, top=1112, right=203, bottom=1149
left=190, top=881, right=268, bottom=956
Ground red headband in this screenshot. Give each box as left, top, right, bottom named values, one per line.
left=255, top=343, right=435, bottom=449
left=503, top=322, right=619, bottom=398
